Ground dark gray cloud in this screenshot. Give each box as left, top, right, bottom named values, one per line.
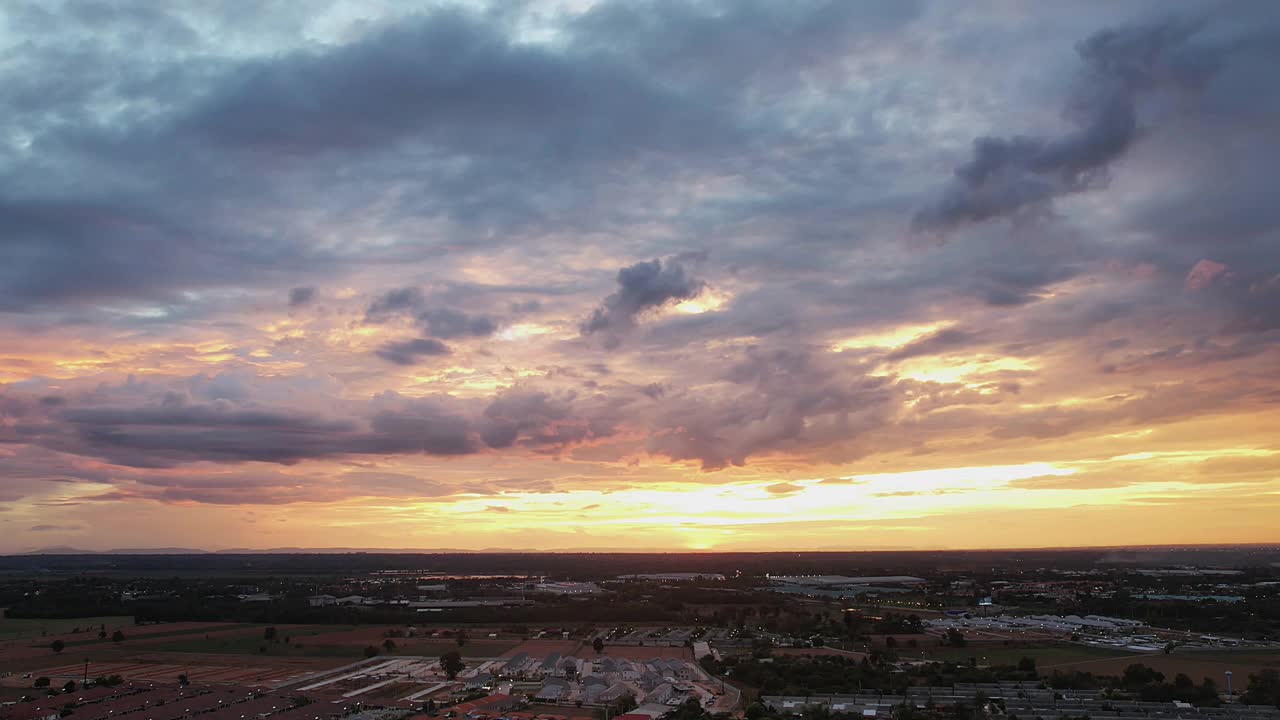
left=417, top=308, right=497, bottom=339
left=647, top=347, right=895, bottom=470
left=288, top=286, right=315, bottom=307
left=366, top=289, right=497, bottom=340
left=366, top=288, right=426, bottom=321
left=1, top=378, right=628, bottom=471
left=479, top=390, right=618, bottom=452
left=581, top=258, right=705, bottom=343
left=915, top=16, right=1227, bottom=230
left=374, top=337, right=452, bottom=366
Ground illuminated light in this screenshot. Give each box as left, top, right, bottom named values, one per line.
left=674, top=288, right=731, bottom=315
left=496, top=323, right=554, bottom=341
left=1105, top=448, right=1279, bottom=463
left=1104, top=428, right=1154, bottom=439
left=832, top=322, right=951, bottom=352
left=126, top=306, right=169, bottom=319
left=892, top=356, right=1037, bottom=384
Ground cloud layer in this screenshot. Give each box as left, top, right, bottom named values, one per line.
left=1, top=0, right=1278, bottom=551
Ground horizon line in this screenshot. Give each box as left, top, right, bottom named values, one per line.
left=7, top=541, right=1280, bottom=557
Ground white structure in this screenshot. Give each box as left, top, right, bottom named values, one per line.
left=533, top=581, right=602, bottom=594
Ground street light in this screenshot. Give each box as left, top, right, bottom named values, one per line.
left=1225, top=671, right=1233, bottom=700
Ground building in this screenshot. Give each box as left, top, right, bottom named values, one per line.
left=534, top=679, right=570, bottom=702
left=532, top=581, right=602, bottom=595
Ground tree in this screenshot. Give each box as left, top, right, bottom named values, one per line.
left=363, top=645, right=380, bottom=658
left=944, top=629, right=966, bottom=648
left=383, top=639, right=397, bottom=653
left=440, top=650, right=464, bottom=680
left=1243, top=669, right=1280, bottom=707
left=177, top=673, right=190, bottom=687
left=34, top=677, right=50, bottom=688
left=1018, top=657, right=1037, bottom=673
left=610, top=693, right=637, bottom=716
left=593, top=637, right=605, bottom=655
left=885, top=636, right=898, bottom=649
left=1121, top=664, right=1164, bottom=688
left=111, top=630, right=125, bottom=643
left=51, top=640, right=65, bottom=654
left=455, top=629, right=468, bottom=647
left=264, top=627, right=278, bottom=643
left=62, top=681, right=76, bottom=693
left=1163, top=642, right=1176, bottom=655
left=98, top=630, right=107, bottom=640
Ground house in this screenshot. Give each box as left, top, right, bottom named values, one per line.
left=465, top=672, right=493, bottom=690
left=500, top=653, right=529, bottom=677
left=644, top=683, right=676, bottom=704
left=541, top=653, right=560, bottom=676
left=638, top=671, right=665, bottom=691
left=534, top=679, right=569, bottom=702
left=307, top=594, right=337, bottom=607
left=597, top=683, right=632, bottom=703
left=629, top=704, right=678, bottom=719
left=334, top=595, right=365, bottom=606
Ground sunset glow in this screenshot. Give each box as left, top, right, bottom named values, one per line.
left=1, top=1, right=1278, bottom=553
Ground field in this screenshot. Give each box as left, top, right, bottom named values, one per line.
left=0, top=618, right=533, bottom=679
left=592, top=644, right=692, bottom=660
left=902, top=644, right=1131, bottom=667
left=1044, top=649, right=1280, bottom=681
left=0, top=614, right=134, bottom=640
left=773, top=647, right=867, bottom=658
left=136, top=625, right=521, bottom=659
left=503, top=640, right=584, bottom=658
left=30, top=655, right=336, bottom=686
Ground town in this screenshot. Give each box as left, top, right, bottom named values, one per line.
left=0, top=549, right=1278, bottom=720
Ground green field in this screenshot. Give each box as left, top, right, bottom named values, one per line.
left=0, top=613, right=134, bottom=641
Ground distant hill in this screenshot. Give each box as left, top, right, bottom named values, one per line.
left=21, top=546, right=209, bottom=555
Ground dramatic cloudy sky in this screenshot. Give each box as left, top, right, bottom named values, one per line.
left=2, top=0, right=1279, bottom=552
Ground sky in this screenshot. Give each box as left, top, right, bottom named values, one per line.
left=1, top=0, right=1279, bottom=553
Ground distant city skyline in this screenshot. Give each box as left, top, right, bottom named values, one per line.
left=2, top=1, right=1278, bottom=552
